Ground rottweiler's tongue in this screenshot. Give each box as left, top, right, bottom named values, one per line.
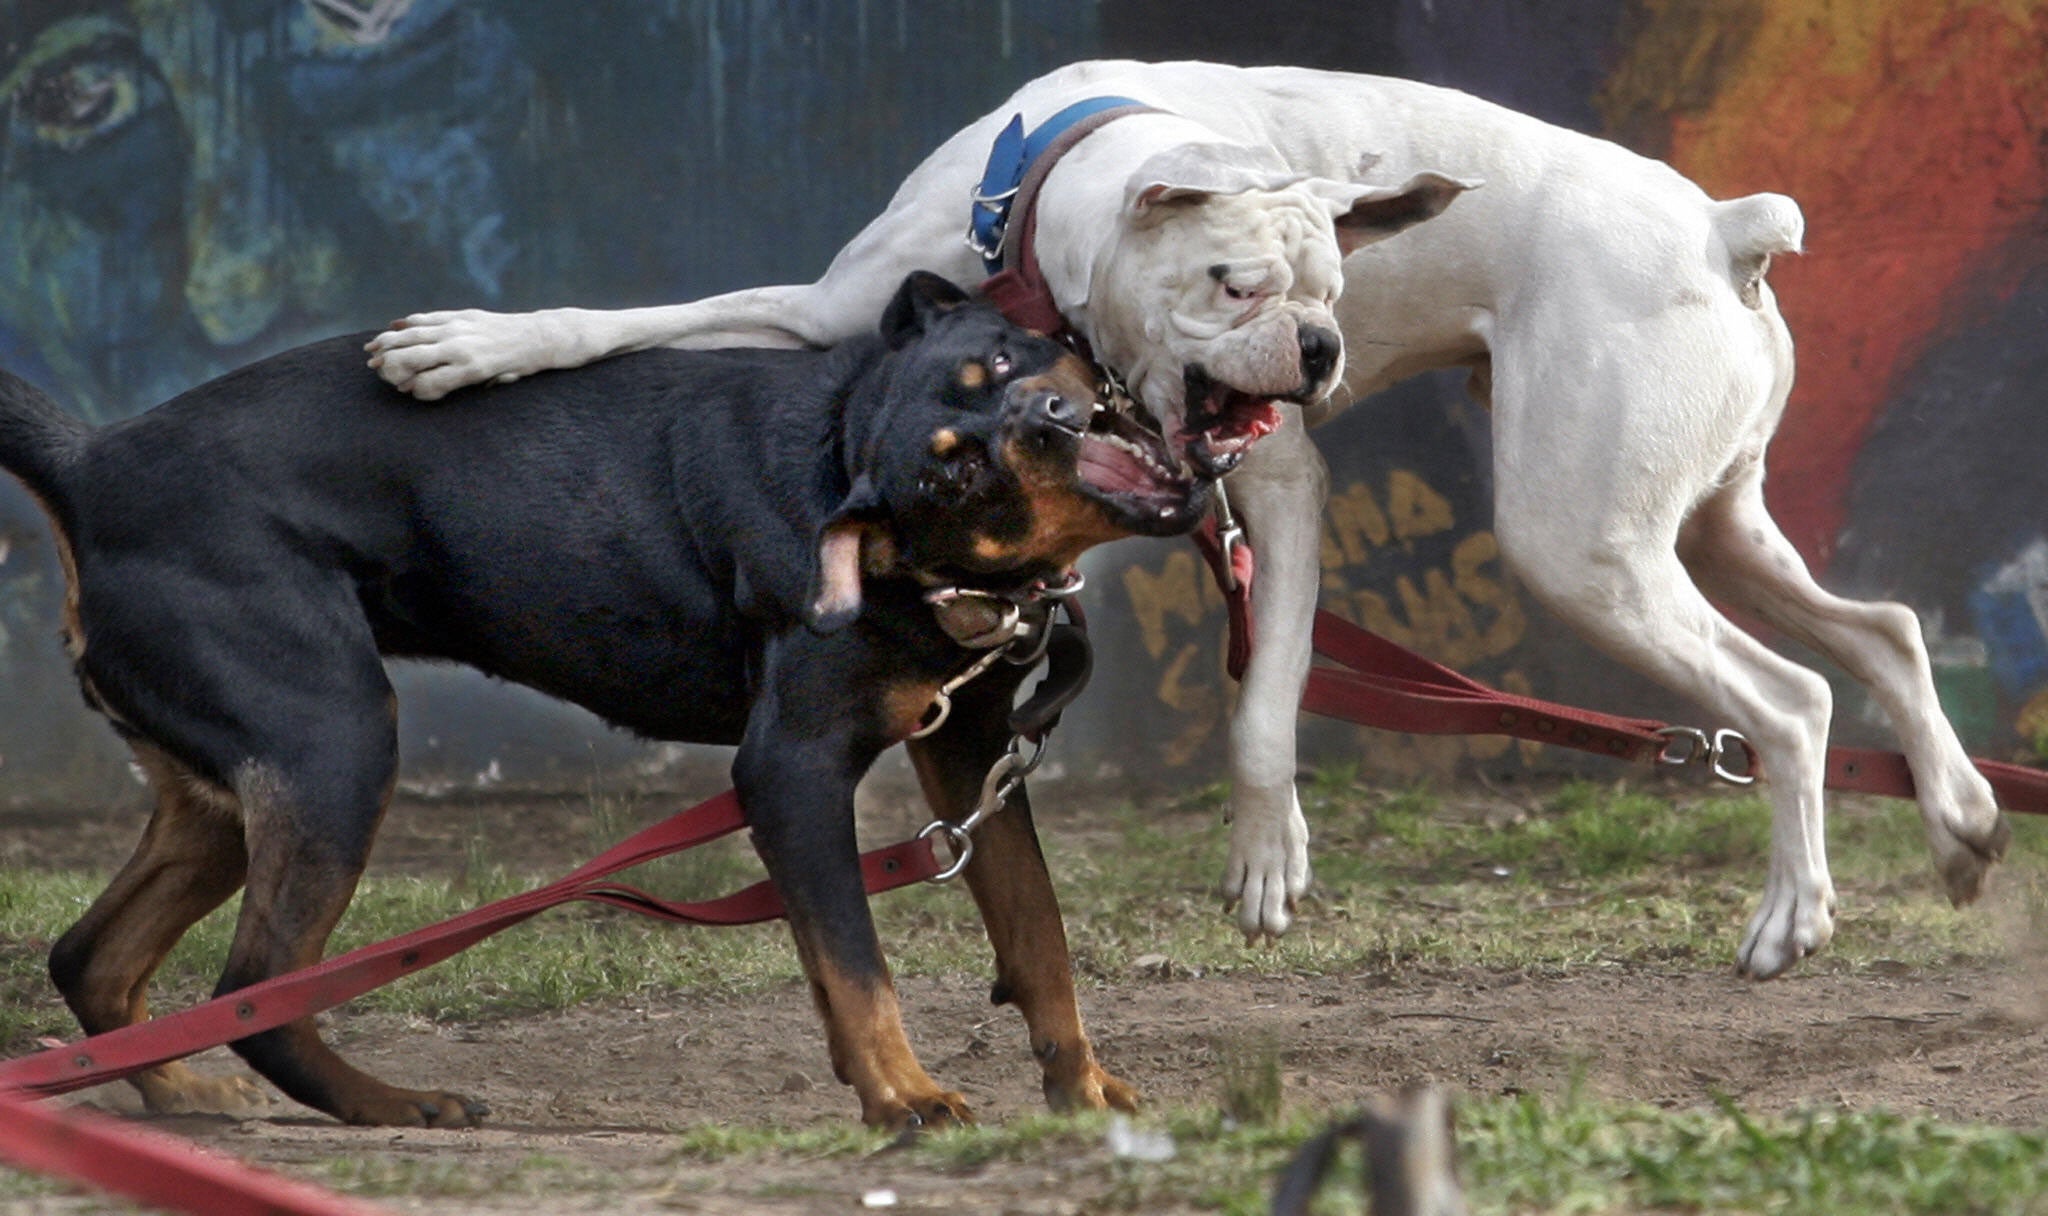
left=1078, top=425, right=1188, bottom=497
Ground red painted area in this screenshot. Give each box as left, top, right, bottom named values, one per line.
left=1663, top=6, right=2048, bottom=568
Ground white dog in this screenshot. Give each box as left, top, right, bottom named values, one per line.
left=367, top=60, right=2009, bottom=979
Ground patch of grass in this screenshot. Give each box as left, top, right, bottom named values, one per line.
left=2, top=776, right=2043, bottom=1045
left=668, top=1120, right=884, bottom=1162
left=625, top=1096, right=2048, bottom=1216
left=1212, top=1028, right=1285, bottom=1126
left=1455, top=1091, right=2048, bottom=1216
left=317, top=1150, right=619, bottom=1200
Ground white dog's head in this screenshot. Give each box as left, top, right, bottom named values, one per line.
left=1087, top=144, right=1470, bottom=474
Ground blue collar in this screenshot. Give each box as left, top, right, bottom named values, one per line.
left=966, top=96, right=1149, bottom=274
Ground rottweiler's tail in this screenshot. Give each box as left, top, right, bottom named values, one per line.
left=0, top=366, right=89, bottom=515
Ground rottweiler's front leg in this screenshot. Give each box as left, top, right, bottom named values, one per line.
left=734, top=676, right=967, bottom=1131
left=907, top=676, right=1139, bottom=1114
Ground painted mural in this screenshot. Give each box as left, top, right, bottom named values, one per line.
left=1090, top=0, right=2048, bottom=779
left=0, top=0, right=1098, bottom=791
left=0, top=0, right=2043, bottom=793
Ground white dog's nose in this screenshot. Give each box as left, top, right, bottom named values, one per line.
left=1300, top=326, right=1341, bottom=389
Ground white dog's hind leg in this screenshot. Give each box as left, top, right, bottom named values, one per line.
left=1497, top=492, right=1838, bottom=979
left=1679, top=468, right=2012, bottom=903
left=1218, top=411, right=1327, bottom=941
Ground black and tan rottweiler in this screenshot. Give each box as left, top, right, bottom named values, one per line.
left=0, top=272, right=1207, bottom=1130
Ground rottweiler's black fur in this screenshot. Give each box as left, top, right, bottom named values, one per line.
left=0, top=272, right=1203, bottom=1130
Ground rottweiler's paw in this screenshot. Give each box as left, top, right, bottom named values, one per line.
left=1044, top=1061, right=1140, bottom=1114
left=340, top=1089, right=490, bottom=1128
left=870, top=1089, right=973, bottom=1134
left=136, top=1065, right=272, bottom=1118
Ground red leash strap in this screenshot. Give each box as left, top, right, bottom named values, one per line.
left=1825, top=746, right=2048, bottom=816
left=1191, top=530, right=2048, bottom=813
left=1303, top=611, right=1670, bottom=762
left=0, top=1087, right=392, bottom=1216
left=1191, top=512, right=1257, bottom=683
left=0, top=789, right=943, bottom=1099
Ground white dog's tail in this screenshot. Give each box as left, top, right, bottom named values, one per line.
left=1711, top=192, right=1804, bottom=308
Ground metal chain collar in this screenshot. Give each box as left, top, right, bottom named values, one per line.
left=909, top=572, right=1084, bottom=883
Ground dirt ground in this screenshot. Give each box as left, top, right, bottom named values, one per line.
left=10, top=787, right=2048, bottom=1214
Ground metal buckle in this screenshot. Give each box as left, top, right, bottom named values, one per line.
left=1653, top=725, right=1758, bottom=787
left=964, top=183, right=1019, bottom=260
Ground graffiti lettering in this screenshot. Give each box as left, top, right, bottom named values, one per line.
left=1118, top=469, right=1530, bottom=772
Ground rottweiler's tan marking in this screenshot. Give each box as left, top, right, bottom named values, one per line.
left=47, top=745, right=260, bottom=1114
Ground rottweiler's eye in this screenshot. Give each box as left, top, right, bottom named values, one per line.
left=989, top=352, right=1013, bottom=377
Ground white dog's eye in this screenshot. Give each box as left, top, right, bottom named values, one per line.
left=1208, top=263, right=1270, bottom=305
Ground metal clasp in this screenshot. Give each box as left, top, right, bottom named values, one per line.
left=917, top=735, right=1047, bottom=883
left=1211, top=481, right=1246, bottom=593
left=914, top=578, right=1086, bottom=734
left=907, top=647, right=1007, bottom=741
left=1654, top=725, right=1759, bottom=786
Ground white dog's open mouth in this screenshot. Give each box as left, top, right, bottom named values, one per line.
left=1176, top=365, right=1284, bottom=476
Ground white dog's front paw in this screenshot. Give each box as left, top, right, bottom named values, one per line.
left=1221, top=787, right=1311, bottom=942
left=363, top=309, right=552, bottom=401
left=1736, top=876, right=1836, bottom=979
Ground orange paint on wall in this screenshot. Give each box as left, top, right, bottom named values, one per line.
left=1609, top=2, right=2048, bottom=566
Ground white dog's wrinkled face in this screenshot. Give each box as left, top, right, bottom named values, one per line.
left=1087, top=146, right=1471, bottom=475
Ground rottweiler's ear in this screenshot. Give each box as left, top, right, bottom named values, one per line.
left=805, top=475, right=887, bottom=634
left=880, top=271, right=972, bottom=349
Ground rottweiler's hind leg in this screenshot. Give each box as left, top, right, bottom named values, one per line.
left=47, top=745, right=267, bottom=1116
left=216, top=722, right=489, bottom=1128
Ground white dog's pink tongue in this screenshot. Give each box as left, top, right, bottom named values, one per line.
left=1182, top=398, right=1283, bottom=475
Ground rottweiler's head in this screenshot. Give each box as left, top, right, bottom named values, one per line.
left=808, top=272, right=1209, bottom=631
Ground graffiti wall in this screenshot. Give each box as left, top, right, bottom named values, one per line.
left=1, top=0, right=2043, bottom=797
left=1085, top=0, right=2048, bottom=782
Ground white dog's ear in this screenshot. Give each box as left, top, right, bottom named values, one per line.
left=1125, top=142, right=1299, bottom=216
left=1313, top=171, right=1480, bottom=255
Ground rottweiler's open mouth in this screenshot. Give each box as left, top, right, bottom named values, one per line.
left=1177, top=365, right=1285, bottom=477
left=1073, top=393, right=1205, bottom=532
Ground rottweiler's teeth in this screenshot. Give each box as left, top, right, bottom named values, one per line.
left=1098, top=432, right=1175, bottom=480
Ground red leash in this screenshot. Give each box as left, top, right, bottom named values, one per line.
left=1193, top=518, right=2048, bottom=813
left=0, top=789, right=941, bottom=1098
left=0, top=1087, right=392, bottom=1216
left=0, top=787, right=945, bottom=1216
